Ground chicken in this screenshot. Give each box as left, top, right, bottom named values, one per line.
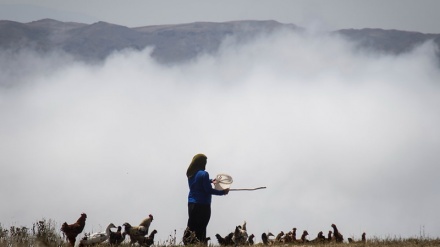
left=310, top=231, right=326, bottom=243
left=331, top=224, right=344, bottom=243
left=247, top=234, right=255, bottom=245
left=61, top=213, right=87, bottom=246
left=281, top=233, right=292, bottom=243
left=183, top=227, right=199, bottom=245
left=108, top=225, right=125, bottom=245
left=78, top=223, right=114, bottom=247
left=327, top=231, right=332, bottom=241
left=292, top=228, right=297, bottom=241
left=297, top=230, right=309, bottom=243
left=224, top=233, right=234, bottom=246
left=123, top=215, right=154, bottom=245
left=215, top=232, right=234, bottom=246
left=137, top=229, right=157, bottom=247
left=78, top=232, right=107, bottom=247
left=138, top=214, right=154, bottom=235
left=214, top=234, right=225, bottom=246
left=233, top=221, right=248, bottom=246
left=123, top=222, right=147, bottom=245
left=261, top=232, right=274, bottom=245
left=275, top=231, right=284, bottom=243
left=348, top=232, right=366, bottom=243
left=282, top=228, right=296, bottom=243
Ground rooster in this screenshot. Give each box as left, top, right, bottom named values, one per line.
left=138, top=214, right=154, bottom=235
left=61, top=213, right=87, bottom=246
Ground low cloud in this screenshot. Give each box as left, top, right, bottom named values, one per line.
left=1, top=29, right=439, bottom=241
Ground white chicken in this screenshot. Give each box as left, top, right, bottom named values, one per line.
left=78, top=223, right=115, bottom=247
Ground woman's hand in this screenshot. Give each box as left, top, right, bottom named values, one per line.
left=223, top=188, right=230, bottom=195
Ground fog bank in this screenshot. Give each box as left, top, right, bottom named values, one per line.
left=1, top=30, right=440, bottom=242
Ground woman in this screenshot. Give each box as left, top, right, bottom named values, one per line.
left=185, top=153, right=229, bottom=244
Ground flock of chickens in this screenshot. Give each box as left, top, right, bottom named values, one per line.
left=60, top=213, right=365, bottom=246
left=60, top=213, right=156, bottom=247
left=184, top=221, right=366, bottom=246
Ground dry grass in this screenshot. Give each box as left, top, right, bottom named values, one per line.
left=1, top=220, right=439, bottom=247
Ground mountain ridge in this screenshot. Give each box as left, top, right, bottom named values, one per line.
left=1, top=18, right=439, bottom=64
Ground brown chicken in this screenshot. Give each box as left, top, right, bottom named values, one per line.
left=331, top=224, right=344, bottom=243
left=327, top=231, right=332, bottom=241
left=123, top=220, right=154, bottom=246
left=311, top=231, right=326, bottom=243
left=297, top=230, right=309, bottom=243
left=61, top=213, right=87, bottom=246
left=123, top=214, right=154, bottom=245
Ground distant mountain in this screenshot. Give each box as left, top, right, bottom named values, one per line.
left=336, top=28, right=440, bottom=55
left=1, top=18, right=439, bottom=64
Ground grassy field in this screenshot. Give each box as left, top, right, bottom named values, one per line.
left=1, top=219, right=439, bottom=247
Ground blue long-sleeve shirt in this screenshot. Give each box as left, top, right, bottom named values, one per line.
left=188, top=170, right=224, bottom=204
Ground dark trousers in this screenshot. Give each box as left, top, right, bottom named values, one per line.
left=187, top=203, right=211, bottom=243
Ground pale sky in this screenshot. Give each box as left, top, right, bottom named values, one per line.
left=1, top=0, right=440, bottom=33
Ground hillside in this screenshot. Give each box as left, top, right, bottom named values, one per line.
left=0, top=18, right=439, bottom=64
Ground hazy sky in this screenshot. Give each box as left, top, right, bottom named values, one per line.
left=1, top=0, right=440, bottom=33
left=1, top=0, right=440, bottom=245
